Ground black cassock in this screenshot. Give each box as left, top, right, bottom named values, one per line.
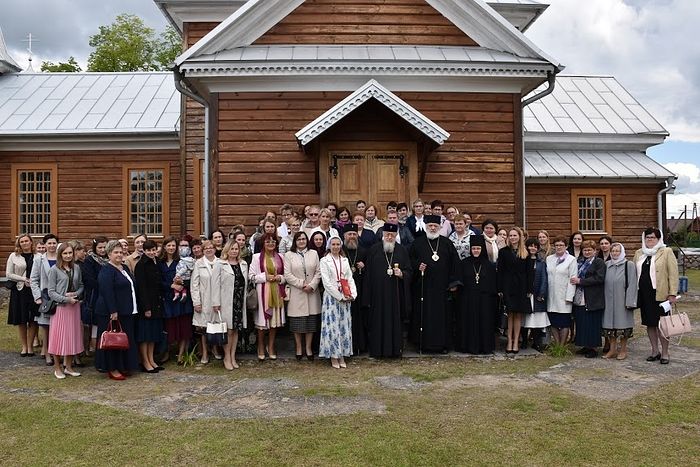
left=409, top=236, right=462, bottom=352
left=362, top=242, right=412, bottom=358
left=343, top=245, right=368, bottom=354
left=455, top=255, right=498, bottom=354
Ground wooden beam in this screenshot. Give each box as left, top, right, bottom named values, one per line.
left=418, top=138, right=432, bottom=192
left=209, top=94, right=219, bottom=232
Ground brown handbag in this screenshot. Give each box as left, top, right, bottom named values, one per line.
left=99, top=319, right=129, bottom=350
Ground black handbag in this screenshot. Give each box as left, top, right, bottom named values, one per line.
left=497, top=296, right=508, bottom=335
left=38, top=289, right=57, bottom=315
left=2, top=279, right=16, bottom=290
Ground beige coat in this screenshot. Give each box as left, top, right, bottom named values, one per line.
left=283, top=249, right=322, bottom=318
left=217, top=259, right=248, bottom=329
left=5, top=253, right=31, bottom=291
left=633, top=247, right=679, bottom=301
left=190, top=257, right=221, bottom=327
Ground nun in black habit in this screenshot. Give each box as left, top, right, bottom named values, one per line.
left=455, top=235, right=499, bottom=354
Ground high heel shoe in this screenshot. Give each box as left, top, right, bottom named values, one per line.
left=296, top=354, right=303, bottom=361
left=646, top=353, right=661, bottom=362
left=108, top=371, right=126, bottom=381
left=331, top=358, right=340, bottom=369
left=258, top=354, right=266, bottom=362
left=306, top=354, right=314, bottom=362
left=339, top=358, right=347, bottom=369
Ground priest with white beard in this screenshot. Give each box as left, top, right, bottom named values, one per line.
left=361, top=224, right=412, bottom=358
left=409, top=215, right=462, bottom=353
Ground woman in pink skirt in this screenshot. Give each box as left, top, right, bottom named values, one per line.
left=47, top=243, right=84, bottom=379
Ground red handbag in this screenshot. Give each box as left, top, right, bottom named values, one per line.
left=339, top=278, right=351, bottom=298
left=99, top=319, right=129, bottom=350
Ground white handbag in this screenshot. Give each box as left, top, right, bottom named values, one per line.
left=206, top=311, right=228, bottom=345
left=658, top=304, right=692, bottom=341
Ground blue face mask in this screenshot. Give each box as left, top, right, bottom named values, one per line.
left=179, top=246, right=192, bottom=258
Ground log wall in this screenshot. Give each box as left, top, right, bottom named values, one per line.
left=253, top=0, right=478, bottom=46
left=215, top=90, right=517, bottom=231
left=525, top=183, right=663, bottom=252
left=0, top=150, right=181, bottom=270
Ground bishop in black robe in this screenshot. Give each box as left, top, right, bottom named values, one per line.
left=342, top=223, right=368, bottom=354
left=455, top=235, right=498, bottom=354
left=409, top=215, right=462, bottom=353
left=361, top=225, right=412, bottom=358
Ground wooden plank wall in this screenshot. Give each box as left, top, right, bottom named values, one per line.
left=182, top=22, right=219, bottom=235
left=526, top=183, right=663, bottom=252
left=411, top=92, right=517, bottom=226
left=0, top=150, right=181, bottom=270
left=253, top=0, right=478, bottom=46
left=215, top=91, right=517, bottom=232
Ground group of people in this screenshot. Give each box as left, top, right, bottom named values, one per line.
left=4, top=198, right=680, bottom=380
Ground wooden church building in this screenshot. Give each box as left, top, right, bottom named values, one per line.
left=0, top=0, right=676, bottom=266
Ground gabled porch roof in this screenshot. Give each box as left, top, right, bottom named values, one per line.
left=295, top=79, right=450, bottom=147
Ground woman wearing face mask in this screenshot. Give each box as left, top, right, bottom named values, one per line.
left=5, top=234, right=39, bottom=356
left=124, top=234, right=147, bottom=274
left=633, top=227, right=679, bottom=364
left=82, top=236, right=109, bottom=355
left=47, top=243, right=84, bottom=379
left=30, top=233, right=59, bottom=366
left=134, top=240, right=164, bottom=373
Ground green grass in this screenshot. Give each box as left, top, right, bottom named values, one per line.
left=683, top=268, right=700, bottom=294
left=0, top=303, right=698, bottom=466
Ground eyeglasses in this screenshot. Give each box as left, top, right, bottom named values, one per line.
left=309, top=212, right=319, bottom=216
left=264, top=240, right=277, bottom=244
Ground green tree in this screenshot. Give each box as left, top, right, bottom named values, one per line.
left=155, top=26, right=182, bottom=69
left=88, top=13, right=180, bottom=72
left=40, top=56, right=82, bottom=72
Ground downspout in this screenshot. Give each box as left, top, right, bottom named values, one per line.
left=658, top=176, right=676, bottom=232
left=173, top=68, right=211, bottom=237
left=520, top=71, right=557, bottom=228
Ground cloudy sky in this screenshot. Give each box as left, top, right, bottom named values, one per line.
left=2, top=0, right=698, bottom=218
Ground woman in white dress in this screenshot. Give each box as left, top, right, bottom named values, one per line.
left=319, top=236, right=357, bottom=369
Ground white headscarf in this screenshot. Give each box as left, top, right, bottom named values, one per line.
left=609, top=242, right=627, bottom=266
left=641, top=230, right=666, bottom=257
left=326, top=234, right=342, bottom=251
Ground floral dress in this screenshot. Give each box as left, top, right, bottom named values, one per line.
left=319, top=255, right=357, bottom=358
left=231, top=264, right=245, bottom=331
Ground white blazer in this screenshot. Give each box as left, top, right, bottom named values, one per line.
left=320, top=254, right=357, bottom=302
left=217, top=259, right=248, bottom=329
left=546, top=253, right=578, bottom=314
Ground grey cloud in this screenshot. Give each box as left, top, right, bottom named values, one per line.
left=2, top=0, right=168, bottom=63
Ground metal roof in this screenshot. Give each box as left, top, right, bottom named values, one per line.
left=524, top=150, right=675, bottom=180
left=524, top=76, right=667, bottom=136
left=0, top=72, right=179, bottom=135
left=183, top=44, right=551, bottom=64
left=0, top=27, right=21, bottom=74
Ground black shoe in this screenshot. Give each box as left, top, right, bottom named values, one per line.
left=575, top=347, right=588, bottom=355
left=156, top=366, right=165, bottom=371
left=585, top=349, right=598, bottom=359
left=307, top=354, right=314, bottom=362
left=646, top=353, right=661, bottom=362
left=660, top=358, right=670, bottom=364
left=296, top=354, right=303, bottom=361
left=20, top=352, right=28, bottom=357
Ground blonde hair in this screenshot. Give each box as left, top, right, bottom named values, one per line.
left=538, top=230, right=552, bottom=256
left=220, top=239, right=240, bottom=261
left=510, top=227, right=528, bottom=259
left=14, top=234, right=34, bottom=255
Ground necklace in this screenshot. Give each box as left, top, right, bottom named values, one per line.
left=473, top=262, right=482, bottom=284
left=428, top=236, right=440, bottom=261
left=347, top=248, right=359, bottom=273
left=384, top=251, right=394, bottom=276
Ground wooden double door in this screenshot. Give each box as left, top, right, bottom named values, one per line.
left=324, top=144, right=418, bottom=215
